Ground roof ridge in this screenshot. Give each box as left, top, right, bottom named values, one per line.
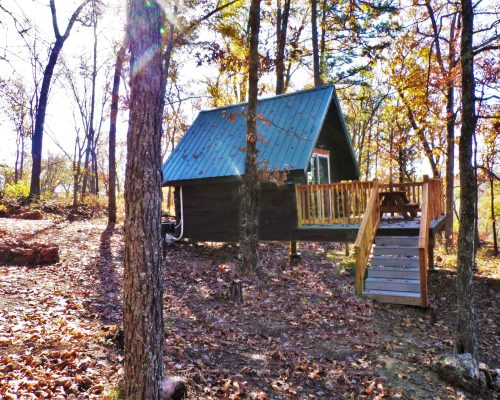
left=198, top=84, right=335, bottom=114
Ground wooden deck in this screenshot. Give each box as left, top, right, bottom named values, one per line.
left=293, top=215, right=447, bottom=242
left=294, top=177, right=445, bottom=307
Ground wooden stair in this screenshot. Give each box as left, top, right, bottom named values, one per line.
left=363, top=235, right=422, bottom=306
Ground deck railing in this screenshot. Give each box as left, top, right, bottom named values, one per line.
left=379, top=181, right=424, bottom=207
left=295, top=181, right=374, bottom=226
left=353, top=179, right=380, bottom=295
left=418, top=176, right=445, bottom=307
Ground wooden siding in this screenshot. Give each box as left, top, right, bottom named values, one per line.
left=175, top=182, right=297, bottom=242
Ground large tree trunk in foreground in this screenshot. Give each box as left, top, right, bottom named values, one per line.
left=108, top=42, right=126, bottom=224
left=123, top=1, right=165, bottom=398
left=240, top=0, right=262, bottom=276
left=455, top=0, right=477, bottom=358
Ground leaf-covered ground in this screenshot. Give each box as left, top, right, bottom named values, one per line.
left=0, top=218, right=498, bottom=399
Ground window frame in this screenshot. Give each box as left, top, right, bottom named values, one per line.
left=307, top=148, right=331, bottom=184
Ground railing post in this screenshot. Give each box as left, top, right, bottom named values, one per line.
left=419, top=177, right=429, bottom=308
left=354, top=179, right=380, bottom=296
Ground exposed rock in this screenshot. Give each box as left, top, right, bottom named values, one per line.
left=0, top=238, right=59, bottom=265
left=480, top=364, right=500, bottom=392
left=432, top=353, right=487, bottom=394
left=494, top=369, right=500, bottom=392
left=162, top=376, right=187, bottom=399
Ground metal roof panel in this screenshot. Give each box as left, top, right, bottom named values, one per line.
left=162, top=85, right=348, bottom=183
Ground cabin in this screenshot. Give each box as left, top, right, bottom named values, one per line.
left=162, top=85, right=447, bottom=308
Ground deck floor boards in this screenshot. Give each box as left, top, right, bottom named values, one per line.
left=293, top=215, right=447, bottom=242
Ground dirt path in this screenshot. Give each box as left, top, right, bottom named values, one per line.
left=0, top=218, right=498, bottom=399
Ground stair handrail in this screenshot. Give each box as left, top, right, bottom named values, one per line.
left=418, top=176, right=431, bottom=307
left=354, top=178, right=380, bottom=295
left=418, top=176, right=445, bottom=308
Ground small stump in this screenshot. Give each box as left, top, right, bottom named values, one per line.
left=227, top=280, right=243, bottom=303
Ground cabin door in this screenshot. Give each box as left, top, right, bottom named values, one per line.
left=307, top=150, right=332, bottom=221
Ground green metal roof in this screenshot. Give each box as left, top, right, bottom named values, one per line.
left=162, top=85, right=358, bottom=184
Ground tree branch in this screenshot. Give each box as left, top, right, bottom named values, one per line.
left=477, top=165, right=500, bottom=180
left=62, top=0, right=92, bottom=40
left=49, top=0, right=61, bottom=39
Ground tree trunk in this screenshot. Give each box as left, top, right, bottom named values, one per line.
left=108, top=42, right=126, bottom=223
left=240, top=0, right=261, bottom=276
left=455, top=0, right=477, bottom=358
left=14, top=134, right=21, bottom=184
left=88, top=18, right=98, bottom=196
left=490, top=175, right=498, bottom=256
left=444, top=14, right=458, bottom=251
left=123, top=1, right=165, bottom=398
left=81, top=144, right=91, bottom=200
left=29, top=0, right=89, bottom=199
left=20, top=133, right=25, bottom=181
left=275, top=0, right=290, bottom=95
left=445, top=84, right=456, bottom=250
left=311, top=0, right=322, bottom=86
left=30, top=42, right=62, bottom=198
left=319, top=0, right=327, bottom=78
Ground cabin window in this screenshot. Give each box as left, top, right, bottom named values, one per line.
left=307, top=149, right=331, bottom=184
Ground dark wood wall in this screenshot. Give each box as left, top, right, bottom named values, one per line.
left=174, top=181, right=298, bottom=242
left=315, top=101, right=359, bottom=182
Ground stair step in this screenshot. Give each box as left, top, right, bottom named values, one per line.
left=375, top=236, right=419, bottom=246
left=367, top=266, right=420, bottom=279
left=365, top=277, right=420, bottom=292
left=370, top=255, right=419, bottom=268
left=363, top=289, right=421, bottom=306
left=373, top=245, right=419, bottom=256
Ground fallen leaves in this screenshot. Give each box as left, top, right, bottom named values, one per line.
left=0, top=218, right=498, bottom=399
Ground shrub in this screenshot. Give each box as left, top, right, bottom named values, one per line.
left=2, top=180, right=30, bottom=201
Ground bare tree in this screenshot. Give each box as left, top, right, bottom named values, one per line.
left=29, top=0, right=91, bottom=199
left=108, top=39, right=127, bottom=223
left=1, top=80, right=30, bottom=183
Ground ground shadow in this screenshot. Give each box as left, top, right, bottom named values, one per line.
left=96, top=222, right=122, bottom=324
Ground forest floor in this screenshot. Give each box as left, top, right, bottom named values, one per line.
left=0, top=217, right=498, bottom=400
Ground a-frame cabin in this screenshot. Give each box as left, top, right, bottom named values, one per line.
left=162, top=85, right=447, bottom=308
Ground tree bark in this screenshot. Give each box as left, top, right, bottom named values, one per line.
left=490, top=175, right=498, bottom=256
left=30, top=43, right=62, bottom=198
left=455, top=0, right=477, bottom=358
left=444, top=13, right=459, bottom=251
left=240, top=0, right=262, bottom=275
left=108, top=42, right=126, bottom=224
left=123, top=1, right=165, bottom=398
left=275, top=0, right=290, bottom=94
left=311, top=0, right=322, bottom=86
left=29, top=0, right=90, bottom=199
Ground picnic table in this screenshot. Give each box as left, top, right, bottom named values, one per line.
left=379, top=190, right=419, bottom=219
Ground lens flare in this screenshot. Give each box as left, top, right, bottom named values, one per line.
left=131, top=46, right=158, bottom=78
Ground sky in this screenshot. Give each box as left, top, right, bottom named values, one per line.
left=0, top=0, right=128, bottom=165
left=0, top=0, right=440, bottom=179
left=0, top=0, right=317, bottom=168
